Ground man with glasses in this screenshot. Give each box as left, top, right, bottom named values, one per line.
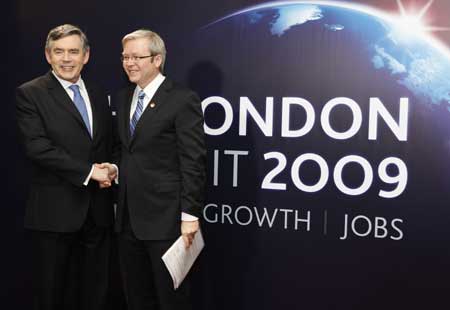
left=103, top=29, right=206, bottom=310
left=16, top=24, right=114, bottom=310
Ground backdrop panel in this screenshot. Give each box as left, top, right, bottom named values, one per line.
left=9, top=1, right=450, bottom=309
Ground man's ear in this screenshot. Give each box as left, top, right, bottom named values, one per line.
left=154, top=54, right=163, bottom=69
left=83, top=48, right=90, bottom=65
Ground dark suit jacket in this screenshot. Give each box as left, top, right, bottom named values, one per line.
left=16, top=71, right=114, bottom=232
left=113, top=78, right=206, bottom=240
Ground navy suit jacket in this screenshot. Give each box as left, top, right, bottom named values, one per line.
left=113, top=78, right=206, bottom=240
left=16, top=71, right=114, bottom=232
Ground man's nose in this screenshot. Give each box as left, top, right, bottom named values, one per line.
left=62, top=52, right=71, bottom=61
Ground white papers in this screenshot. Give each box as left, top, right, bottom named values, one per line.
left=162, top=230, right=205, bottom=289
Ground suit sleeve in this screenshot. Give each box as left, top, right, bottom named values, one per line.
left=175, top=92, right=206, bottom=218
left=15, top=86, right=92, bottom=187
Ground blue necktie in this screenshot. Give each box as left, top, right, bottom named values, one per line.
left=130, top=90, right=145, bottom=136
left=69, top=84, right=92, bottom=137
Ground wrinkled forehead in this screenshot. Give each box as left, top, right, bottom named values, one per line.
left=122, top=37, right=151, bottom=54
left=47, top=34, right=85, bottom=51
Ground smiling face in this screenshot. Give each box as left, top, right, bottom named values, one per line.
left=45, top=34, right=89, bottom=83
left=122, top=37, right=162, bottom=89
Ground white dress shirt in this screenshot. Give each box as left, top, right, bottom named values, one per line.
left=129, top=73, right=165, bottom=119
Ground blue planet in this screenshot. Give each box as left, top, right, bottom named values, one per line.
left=201, top=1, right=450, bottom=110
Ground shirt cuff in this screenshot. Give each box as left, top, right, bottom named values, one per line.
left=181, top=212, right=198, bottom=221
left=112, top=164, right=119, bottom=184
left=83, top=165, right=95, bottom=186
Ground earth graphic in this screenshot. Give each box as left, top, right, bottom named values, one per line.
left=197, top=1, right=450, bottom=110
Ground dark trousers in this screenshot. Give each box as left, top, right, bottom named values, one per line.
left=30, top=209, right=111, bottom=310
left=118, top=206, right=191, bottom=310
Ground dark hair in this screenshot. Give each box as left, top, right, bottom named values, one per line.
left=45, top=24, right=89, bottom=52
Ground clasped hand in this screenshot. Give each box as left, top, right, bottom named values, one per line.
left=91, top=163, right=117, bottom=188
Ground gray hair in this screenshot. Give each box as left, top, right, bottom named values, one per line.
left=45, top=24, right=89, bottom=53
left=122, top=29, right=167, bottom=72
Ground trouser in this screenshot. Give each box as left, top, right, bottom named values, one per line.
left=31, top=209, right=111, bottom=310
left=118, top=205, right=191, bottom=310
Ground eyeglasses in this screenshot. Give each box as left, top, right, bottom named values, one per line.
left=120, top=55, right=154, bottom=63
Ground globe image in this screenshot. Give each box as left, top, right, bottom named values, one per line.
left=198, top=1, right=450, bottom=110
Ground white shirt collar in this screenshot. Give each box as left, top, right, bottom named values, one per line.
left=136, top=73, right=165, bottom=99
left=51, top=71, right=85, bottom=91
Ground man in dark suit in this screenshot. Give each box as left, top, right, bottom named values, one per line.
left=104, top=29, right=206, bottom=310
left=16, top=24, right=115, bottom=310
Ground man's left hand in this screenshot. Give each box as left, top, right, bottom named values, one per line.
left=181, top=220, right=199, bottom=248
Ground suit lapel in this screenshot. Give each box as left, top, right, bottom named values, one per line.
left=129, top=79, right=172, bottom=146
left=84, top=82, right=98, bottom=140
left=45, top=72, right=92, bottom=140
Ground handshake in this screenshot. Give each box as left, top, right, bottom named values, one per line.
left=91, top=162, right=118, bottom=188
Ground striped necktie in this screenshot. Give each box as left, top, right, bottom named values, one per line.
left=130, top=90, right=145, bottom=136
left=69, top=84, right=92, bottom=137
